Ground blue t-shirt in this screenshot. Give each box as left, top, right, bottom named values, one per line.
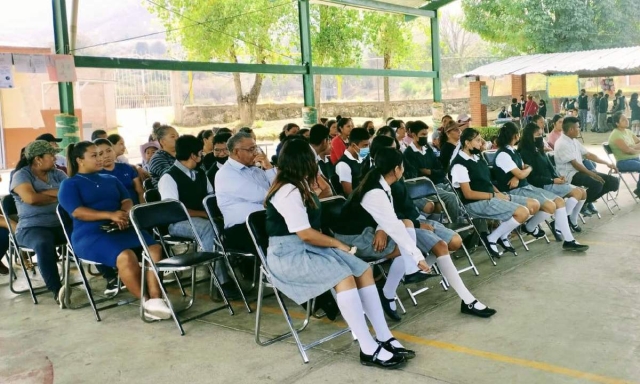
left=100, top=163, right=138, bottom=204
left=58, top=173, right=130, bottom=241
left=10, top=167, right=67, bottom=231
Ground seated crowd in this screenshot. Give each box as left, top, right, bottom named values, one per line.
left=1, top=108, right=637, bottom=369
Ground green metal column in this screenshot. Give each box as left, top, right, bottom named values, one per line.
left=298, top=0, right=315, bottom=107
left=430, top=13, right=442, bottom=102
left=52, top=0, right=75, bottom=114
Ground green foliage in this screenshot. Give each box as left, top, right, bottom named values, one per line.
left=362, top=13, right=416, bottom=70
left=308, top=5, right=363, bottom=68
left=461, top=0, right=640, bottom=54
left=474, top=126, right=501, bottom=141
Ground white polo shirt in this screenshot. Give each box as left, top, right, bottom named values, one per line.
left=553, top=133, right=588, bottom=183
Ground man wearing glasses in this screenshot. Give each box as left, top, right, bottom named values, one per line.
left=215, top=131, right=276, bottom=254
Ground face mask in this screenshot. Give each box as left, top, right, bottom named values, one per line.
left=417, top=137, right=428, bottom=147
left=470, top=148, right=482, bottom=155
left=358, top=147, right=370, bottom=159
left=214, top=156, right=228, bottom=165
left=534, top=137, right=544, bottom=150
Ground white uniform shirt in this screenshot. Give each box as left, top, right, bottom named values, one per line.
left=158, top=160, right=214, bottom=201
left=270, top=184, right=311, bottom=232
left=450, top=151, right=481, bottom=188
left=553, top=134, right=588, bottom=183
left=335, top=150, right=363, bottom=184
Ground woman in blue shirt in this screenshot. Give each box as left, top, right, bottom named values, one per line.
left=95, top=139, right=145, bottom=205
left=59, top=141, right=171, bottom=320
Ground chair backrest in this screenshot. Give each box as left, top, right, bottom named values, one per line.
left=144, top=188, right=161, bottom=203
left=142, top=178, right=154, bottom=191
left=602, top=142, right=614, bottom=158
left=203, top=194, right=222, bottom=220
left=246, top=211, right=269, bottom=266
left=0, top=194, right=19, bottom=245
left=56, top=204, right=76, bottom=254
left=319, top=196, right=346, bottom=236
left=483, top=150, right=497, bottom=167
left=130, top=200, right=190, bottom=232
left=404, top=177, right=438, bottom=200
left=330, top=174, right=344, bottom=196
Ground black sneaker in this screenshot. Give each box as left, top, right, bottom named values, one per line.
left=587, top=202, right=598, bottom=214
left=562, top=241, right=589, bottom=252
left=568, top=216, right=582, bottom=233
left=104, top=278, right=122, bottom=296
left=520, top=223, right=545, bottom=239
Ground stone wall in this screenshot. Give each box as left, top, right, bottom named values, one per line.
left=179, top=92, right=547, bottom=126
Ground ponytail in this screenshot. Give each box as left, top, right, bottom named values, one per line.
left=67, top=141, right=95, bottom=177
left=15, top=148, right=30, bottom=172
left=496, top=122, right=519, bottom=148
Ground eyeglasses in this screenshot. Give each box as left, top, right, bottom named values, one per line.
left=213, top=148, right=229, bottom=154
left=238, top=146, right=259, bottom=153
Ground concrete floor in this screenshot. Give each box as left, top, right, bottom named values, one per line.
left=1, top=133, right=639, bottom=384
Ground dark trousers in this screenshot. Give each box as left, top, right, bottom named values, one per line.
left=224, top=223, right=257, bottom=254
left=16, top=226, right=66, bottom=293
left=571, top=172, right=620, bottom=203
left=0, top=228, right=9, bottom=265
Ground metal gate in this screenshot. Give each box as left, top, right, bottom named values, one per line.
left=115, top=69, right=171, bottom=109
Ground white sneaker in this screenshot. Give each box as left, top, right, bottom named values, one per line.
left=143, top=298, right=172, bottom=320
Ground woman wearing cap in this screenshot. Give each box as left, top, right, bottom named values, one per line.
left=10, top=140, right=69, bottom=307
left=140, top=142, right=159, bottom=172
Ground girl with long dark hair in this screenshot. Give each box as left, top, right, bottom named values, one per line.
left=95, top=139, right=145, bottom=205
left=275, top=123, right=300, bottom=157
left=330, top=117, right=354, bottom=164
left=264, top=139, right=408, bottom=369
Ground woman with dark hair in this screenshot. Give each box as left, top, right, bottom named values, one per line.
left=388, top=120, right=407, bottom=151
left=439, top=120, right=462, bottom=170
left=326, top=119, right=338, bottom=138
left=362, top=121, right=375, bottom=137
left=10, top=140, right=68, bottom=305
left=148, top=125, right=179, bottom=187
left=546, top=114, right=564, bottom=149
left=265, top=139, right=408, bottom=369
left=95, top=139, right=145, bottom=205
left=197, top=129, right=214, bottom=157
left=297, top=128, right=310, bottom=139
left=495, top=123, right=588, bottom=251
left=607, top=111, right=640, bottom=198
left=629, top=93, right=640, bottom=135
left=330, top=117, right=354, bottom=165
left=107, top=134, right=128, bottom=164
left=59, top=141, right=171, bottom=320
left=518, top=123, right=589, bottom=237
left=449, top=128, right=534, bottom=258
left=275, top=123, right=300, bottom=156
left=538, top=99, right=547, bottom=118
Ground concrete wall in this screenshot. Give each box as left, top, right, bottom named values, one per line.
left=179, top=93, right=547, bottom=127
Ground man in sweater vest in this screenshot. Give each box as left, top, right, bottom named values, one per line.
left=158, top=135, right=236, bottom=296
left=335, top=128, right=370, bottom=196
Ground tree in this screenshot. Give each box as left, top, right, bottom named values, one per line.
left=363, top=13, right=416, bottom=118
left=149, top=0, right=295, bottom=125
left=461, top=0, right=640, bottom=54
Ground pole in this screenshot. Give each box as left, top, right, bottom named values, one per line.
left=52, top=0, right=75, bottom=115
left=430, top=12, right=442, bottom=102
left=298, top=0, right=315, bottom=107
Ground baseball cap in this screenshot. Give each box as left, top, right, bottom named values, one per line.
left=35, top=133, right=63, bottom=143
left=140, top=141, right=160, bottom=157
left=457, top=113, right=471, bottom=123
left=24, top=140, right=59, bottom=160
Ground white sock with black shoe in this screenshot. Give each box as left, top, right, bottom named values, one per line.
left=399, top=227, right=421, bottom=275
left=337, top=288, right=392, bottom=360
left=525, top=211, right=551, bottom=232
left=565, top=197, right=578, bottom=218
left=487, top=218, right=521, bottom=250
left=359, top=285, right=404, bottom=349
left=382, top=257, right=404, bottom=311
left=553, top=207, right=574, bottom=242
left=570, top=199, right=586, bottom=225
left=436, top=255, right=487, bottom=310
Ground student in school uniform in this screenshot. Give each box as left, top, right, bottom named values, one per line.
left=363, top=136, right=497, bottom=319
left=334, top=128, right=370, bottom=196
left=449, top=128, right=536, bottom=258
left=494, top=122, right=589, bottom=252
left=264, top=138, right=410, bottom=369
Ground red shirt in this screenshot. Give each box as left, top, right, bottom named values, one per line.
left=523, top=100, right=539, bottom=117
left=330, top=136, right=348, bottom=165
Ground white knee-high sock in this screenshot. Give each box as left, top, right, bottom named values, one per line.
left=525, top=211, right=551, bottom=232
left=487, top=217, right=520, bottom=243
left=565, top=197, right=578, bottom=217
left=570, top=200, right=586, bottom=225
left=382, top=257, right=404, bottom=311
left=398, top=227, right=420, bottom=275
left=553, top=207, right=574, bottom=242
left=359, top=285, right=404, bottom=348
left=336, top=288, right=391, bottom=359
left=436, top=254, right=486, bottom=310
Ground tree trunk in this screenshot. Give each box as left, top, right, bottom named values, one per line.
left=232, top=71, right=264, bottom=127
left=383, top=52, right=391, bottom=119
left=314, top=74, right=322, bottom=119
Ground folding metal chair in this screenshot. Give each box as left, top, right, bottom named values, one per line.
left=603, top=142, right=638, bottom=203
left=56, top=205, right=134, bottom=320
left=0, top=194, right=66, bottom=304
left=142, top=178, right=154, bottom=191
left=246, top=210, right=354, bottom=363
left=130, top=199, right=237, bottom=335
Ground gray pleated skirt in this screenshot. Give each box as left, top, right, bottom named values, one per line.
left=266, top=235, right=370, bottom=305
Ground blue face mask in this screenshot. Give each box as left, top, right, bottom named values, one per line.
left=358, top=147, right=370, bottom=159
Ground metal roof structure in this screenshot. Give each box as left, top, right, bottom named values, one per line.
left=456, top=46, right=640, bottom=78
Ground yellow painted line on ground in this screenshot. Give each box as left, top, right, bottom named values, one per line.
left=259, top=305, right=637, bottom=384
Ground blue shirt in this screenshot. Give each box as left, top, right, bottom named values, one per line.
left=214, top=158, right=276, bottom=228
left=100, top=163, right=138, bottom=204
left=10, top=167, right=67, bottom=231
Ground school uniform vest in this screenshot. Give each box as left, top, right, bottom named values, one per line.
left=449, top=154, right=495, bottom=205
left=265, top=193, right=321, bottom=237
left=337, top=153, right=363, bottom=190
left=332, top=180, right=386, bottom=235
left=494, top=147, right=529, bottom=192
left=167, top=165, right=208, bottom=211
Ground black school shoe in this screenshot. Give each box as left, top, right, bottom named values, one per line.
left=377, top=288, right=401, bottom=322
left=562, top=241, right=589, bottom=252
left=377, top=337, right=416, bottom=360
left=520, top=223, right=545, bottom=239
left=548, top=221, right=563, bottom=242
left=360, top=345, right=406, bottom=369
left=479, top=233, right=501, bottom=259
left=461, top=300, right=496, bottom=318
left=568, top=216, right=582, bottom=233
left=403, top=270, right=439, bottom=285
left=496, top=238, right=517, bottom=254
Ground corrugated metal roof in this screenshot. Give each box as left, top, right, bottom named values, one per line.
left=456, top=46, right=640, bottom=78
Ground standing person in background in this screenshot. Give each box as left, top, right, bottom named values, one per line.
left=523, top=95, right=539, bottom=125
left=510, top=98, right=521, bottom=123
left=630, top=93, right=640, bottom=135
left=590, top=94, right=599, bottom=132
left=614, top=90, right=627, bottom=113
left=330, top=117, right=354, bottom=165
left=598, top=94, right=610, bottom=133
left=577, top=89, right=589, bottom=132
left=538, top=99, right=547, bottom=119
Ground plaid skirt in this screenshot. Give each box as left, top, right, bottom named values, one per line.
left=543, top=183, right=576, bottom=197
left=266, top=235, right=369, bottom=305
left=511, top=184, right=558, bottom=205
left=465, top=195, right=529, bottom=222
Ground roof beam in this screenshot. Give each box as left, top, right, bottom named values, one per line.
left=313, top=0, right=435, bottom=18
left=420, top=0, right=458, bottom=11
